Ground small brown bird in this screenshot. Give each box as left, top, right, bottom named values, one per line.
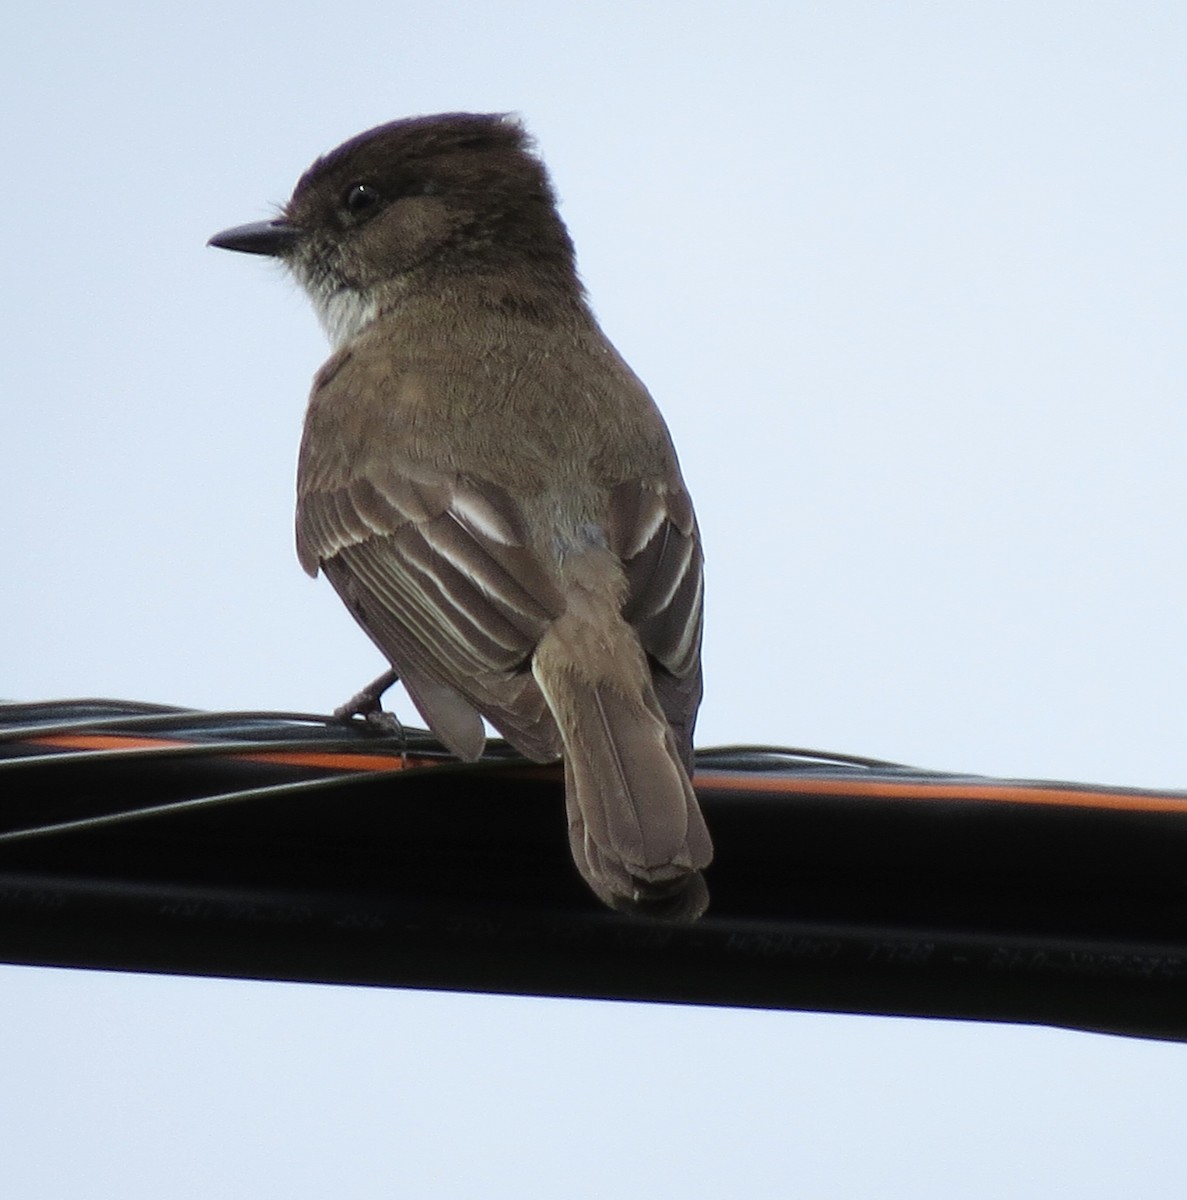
left=209, top=113, right=712, bottom=918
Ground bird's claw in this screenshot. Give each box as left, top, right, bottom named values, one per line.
left=333, top=668, right=403, bottom=738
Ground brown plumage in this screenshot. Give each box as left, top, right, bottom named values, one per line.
left=209, top=113, right=712, bottom=918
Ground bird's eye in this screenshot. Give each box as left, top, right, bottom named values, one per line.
left=343, top=183, right=381, bottom=216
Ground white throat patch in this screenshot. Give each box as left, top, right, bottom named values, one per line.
left=309, top=283, right=381, bottom=350
left=312, top=285, right=376, bottom=348
left=288, top=260, right=382, bottom=349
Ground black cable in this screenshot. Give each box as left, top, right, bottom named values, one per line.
left=3, top=697, right=1187, bottom=1042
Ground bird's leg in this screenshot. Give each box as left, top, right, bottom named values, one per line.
left=334, top=668, right=404, bottom=736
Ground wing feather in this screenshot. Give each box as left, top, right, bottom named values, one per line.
left=607, top=479, right=705, bottom=765
left=299, top=468, right=566, bottom=761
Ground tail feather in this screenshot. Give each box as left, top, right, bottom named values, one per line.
left=564, top=759, right=709, bottom=922
left=535, top=637, right=712, bottom=921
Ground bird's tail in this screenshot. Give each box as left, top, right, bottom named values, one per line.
left=532, top=614, right=713, bottom=921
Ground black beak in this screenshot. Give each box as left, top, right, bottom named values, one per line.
left=207, top=219, right=300, bottom=257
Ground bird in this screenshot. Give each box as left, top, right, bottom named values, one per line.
left=208, top=112, right=712, bottom=919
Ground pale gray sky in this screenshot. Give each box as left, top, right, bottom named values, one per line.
left=4, top=2, right=1187, bottom=1195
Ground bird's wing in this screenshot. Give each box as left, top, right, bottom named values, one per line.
left=295, top=335, right=703, bottom=767
left=298, top=464, right=566, bottom=762
left=607, top=478, right=705, bottom=768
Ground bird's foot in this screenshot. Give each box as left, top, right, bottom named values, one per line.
left=334, top=669, right=404, bottom=737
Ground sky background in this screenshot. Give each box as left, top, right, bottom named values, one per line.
left=4, top=1, right=1187, bottom=1195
